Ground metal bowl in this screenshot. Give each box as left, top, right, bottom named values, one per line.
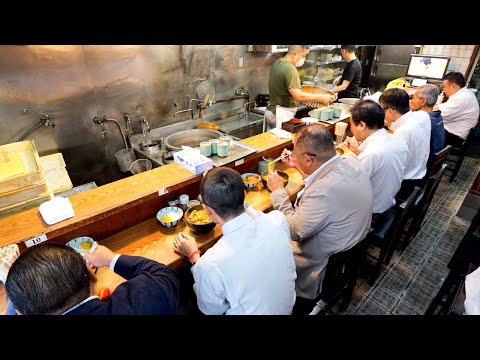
left=139, top=139, right=161, bottom=151
left=338, top=98, right=360, bottom=105
left=184, top=204, right=216, bottom=233
left=164, top=129, right=223, bottom=151
left=261, top=170, right=289, bottom=192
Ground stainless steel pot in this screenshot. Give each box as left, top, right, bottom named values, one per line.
left=164, top=129, right=223, bottom=151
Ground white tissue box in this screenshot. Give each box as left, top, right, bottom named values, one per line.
left=173, top=150, right=213, bottom=175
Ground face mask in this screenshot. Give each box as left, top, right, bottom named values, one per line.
left=295, top=56, right=306, bottom=68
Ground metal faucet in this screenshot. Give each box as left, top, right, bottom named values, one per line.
left=244, top=101, right=256, bottom=112
left=123, top=113, right=132, bottom=147
left=24, top=108, right=50, bottom=120
left=23, top=108, right=55, bottom=127
left=189, top=98, right=203, bottom=109
left=234, top=87, right=249, bottom=96
left=139, top=116, right=150, bottom=139
left=174, top=108, right=195, bottom=120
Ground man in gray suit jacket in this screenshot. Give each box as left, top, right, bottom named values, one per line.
left=268, top=124, right=373, bottom=314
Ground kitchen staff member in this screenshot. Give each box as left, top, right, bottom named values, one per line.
left=331, top=45, right=362, bottom=100
left=265, top=45, right=335, bottom=130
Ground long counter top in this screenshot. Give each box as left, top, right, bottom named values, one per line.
left=0, top=130, right=299, bottom=314
left=0, top=132, right=292, bottom=249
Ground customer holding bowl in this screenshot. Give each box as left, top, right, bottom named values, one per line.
left=173, top=167, right=297, bottom=315
left=267, top=124, right=373, bottom=315
left=5, top=242, right=180, bottom=315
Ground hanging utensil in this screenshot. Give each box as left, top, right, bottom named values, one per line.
left=196, top=80, right=215, bottom=102
left=196, top=93, right=221, bottom=130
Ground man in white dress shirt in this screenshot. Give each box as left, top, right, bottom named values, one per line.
left=173, top=167, right=297, bottom=315
left=346, top=100, right=408, bottom=217
left=434, top=71, right=479, bottom=148
left=380, top=88, right=431, bottom=201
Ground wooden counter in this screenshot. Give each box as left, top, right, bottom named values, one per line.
left=0, top=131, right=297, bottom=314
left=92, top=165, right=303, bottom=296
left=0, top=132, right=292, bottom=248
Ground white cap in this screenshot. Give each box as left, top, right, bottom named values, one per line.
left=179, top=194, right=189, bottom=204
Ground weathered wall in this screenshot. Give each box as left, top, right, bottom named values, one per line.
left=0, top=45, right=276, bottom=186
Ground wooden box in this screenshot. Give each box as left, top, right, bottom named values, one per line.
left=0, top=141, right=46, bottom=195
left=39, top=153, right=73, bottom=194
left=282, top=119, right=306, bottom=133
left=0, top=182, right=50, bottom=209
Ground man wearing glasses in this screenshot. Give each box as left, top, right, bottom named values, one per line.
left=267, top=124, right=373, bottom=314
left=380, top=88, right=431, bottom=201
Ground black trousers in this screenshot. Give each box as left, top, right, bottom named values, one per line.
left=445, top=130, right=465, bottom=149
left=292, top=296, right=318, bottom=315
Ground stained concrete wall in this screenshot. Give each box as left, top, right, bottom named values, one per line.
left=0, top=45, right=279, bottom=186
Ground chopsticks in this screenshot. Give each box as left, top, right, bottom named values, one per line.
left=268, top=153, right=289, bottom=170
left=335, top=140, right=348, bottom=149
left=90, top=241, right=98, bottom=254
left=335, top=136, right=356, bottom=149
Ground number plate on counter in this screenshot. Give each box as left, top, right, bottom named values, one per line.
left=24, top=234, right=48, bottom=247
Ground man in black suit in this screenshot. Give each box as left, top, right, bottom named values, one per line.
left=5, top=242, right=180, bottom=315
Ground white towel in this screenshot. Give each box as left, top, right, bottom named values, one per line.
left=269, top=128, right=293, bottom=139
left=39, top=196, right=75, bottom=225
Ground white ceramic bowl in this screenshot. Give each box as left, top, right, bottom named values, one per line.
left=241, top=173, right=261, bottom=189
left=156, top=206, right=184, bottom=228
left=301, top=117, right=319, bottom=125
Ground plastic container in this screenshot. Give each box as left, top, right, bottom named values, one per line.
left=129, top=159, right=152, bottom=175
left=115, top=148, right=136, bottom=172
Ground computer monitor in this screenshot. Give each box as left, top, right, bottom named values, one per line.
left=405, top=54, right=451, bottom=82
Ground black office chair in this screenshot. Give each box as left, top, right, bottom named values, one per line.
left=402, top=164, right=448, bottom=248
left=366, top=187, right=420, bottom=285
left=445, top=124, right=478, bottom=183
left=309, top=238, right=369, bottom=315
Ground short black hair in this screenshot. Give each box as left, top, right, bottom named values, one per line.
left=379, top=88, right=411, bottom=115
left=6, top=242, right=90, bottom=315
left=200, top=167, right=245, bottom=220
left=341, top=45, right=356, bottom=53
left=350, top=100, right=385, bottom=130
left=443, top=71, right=466, bottom=88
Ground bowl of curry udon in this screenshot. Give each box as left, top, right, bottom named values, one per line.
left=261, top=170, right=289, bottom=192
left=184, top=204, right=216, bottom=233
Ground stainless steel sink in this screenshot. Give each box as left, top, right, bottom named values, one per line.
left=130, top=111, right=265, bottom=167
left=164, top=128, right=224, bottom=151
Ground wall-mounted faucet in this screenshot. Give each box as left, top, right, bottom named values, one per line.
left=17, top=108, right=55, bottom=141
left=123, top=113, right=132, bottom=148
left=24, top=108, right=50, bottom=121
left=189, top=98, right=203, bottom=109
left=140, top=116, right=150, bottom=133
left=244, top=101, right=256, bottom=112
left=234, top=87, right=249, bottom=97
left=23, top=108, right=55, bottom=127
left=174, top=108, right=195, bottom=120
